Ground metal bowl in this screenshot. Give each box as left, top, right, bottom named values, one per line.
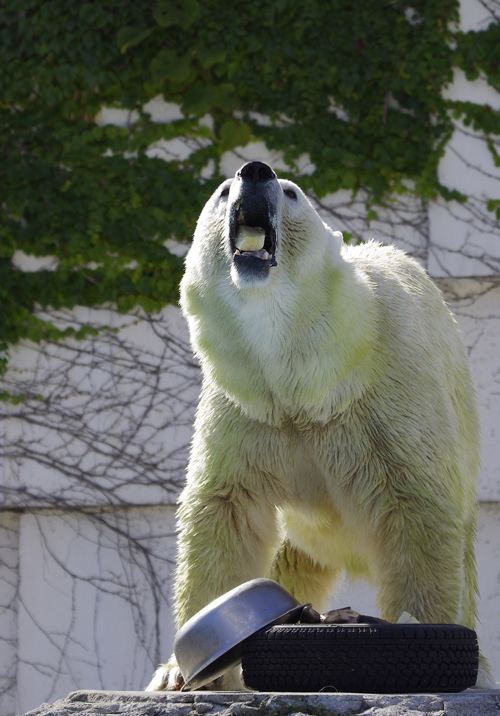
left=174, top=578, right=306, bottom=690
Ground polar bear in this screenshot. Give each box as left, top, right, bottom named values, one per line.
left=147, top=160, right=491, bottom=691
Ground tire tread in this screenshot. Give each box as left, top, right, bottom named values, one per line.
left=241, top=623, right=478, bottom=693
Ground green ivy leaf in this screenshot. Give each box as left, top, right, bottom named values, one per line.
left=182, top=83, right=213, bottom=116
left=210, top=84, right=240, bottom=112
left=181, top=82, right=240, bottom=115
left=487, top=138, right=500, bottom=168
left=342, top=170, right=357, bottom=189
left=220, top=119, right=251, bottom=150
left=197, top=46, right=227, bottom=69
left=153, top=0, right=200, bottom=29
left=116, top=26, right=155, bottom=54
left=151, top=49, right=193, bottom=84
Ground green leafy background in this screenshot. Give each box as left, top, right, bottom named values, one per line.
left=1, top=0, right=499, bottom=374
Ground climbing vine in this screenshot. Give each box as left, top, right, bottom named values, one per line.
left=1, top=0, right=499, bottom=375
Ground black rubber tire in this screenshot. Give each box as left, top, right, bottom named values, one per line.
left=241, top=623, right=478, bottom=693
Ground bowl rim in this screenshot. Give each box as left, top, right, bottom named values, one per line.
left=182, top=602, right=306, bottom=690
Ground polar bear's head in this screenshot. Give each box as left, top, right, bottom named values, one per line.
left=180, top=162, right=376, bottom=423
left=186, top=161, right=343, bottom=292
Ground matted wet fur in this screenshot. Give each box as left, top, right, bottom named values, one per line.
left=146, top=161, right=494, bottom=691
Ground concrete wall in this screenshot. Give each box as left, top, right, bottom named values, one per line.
left=1, top=2, right=500, bottom=713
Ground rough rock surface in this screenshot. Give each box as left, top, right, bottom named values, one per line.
left=23, top=689, right=500, bottom=716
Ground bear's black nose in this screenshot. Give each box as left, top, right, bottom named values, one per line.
left=237, top=161, right=276, bottom=183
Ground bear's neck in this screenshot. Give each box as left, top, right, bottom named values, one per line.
left=187, top=254, right=380, bottom=426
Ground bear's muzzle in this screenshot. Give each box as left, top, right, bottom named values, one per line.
left=228, top=162, right=279, bottom=279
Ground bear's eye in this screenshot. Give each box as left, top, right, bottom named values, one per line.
left=284, top=189, right=297, bottom=200
left=220, top=187, right=230, bottom=198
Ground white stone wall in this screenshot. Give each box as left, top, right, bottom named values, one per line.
left=2, top=3, right=500, bottom=711
left=0, top=306, right=197, bottom=715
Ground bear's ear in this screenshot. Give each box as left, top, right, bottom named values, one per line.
left=212, top=179, right=233, bottom=206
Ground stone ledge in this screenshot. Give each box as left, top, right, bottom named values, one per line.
left=23, top=688, right=500, bottom=716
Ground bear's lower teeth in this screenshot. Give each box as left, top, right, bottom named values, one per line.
left=235, top=248, right=270, bottom=261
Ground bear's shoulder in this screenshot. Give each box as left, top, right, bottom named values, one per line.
left=341, top=239, right=422, bottom=272
left=341, top=239, right=436, bottom=296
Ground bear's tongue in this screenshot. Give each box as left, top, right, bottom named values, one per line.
left=235, top=226, right=269, bottom=260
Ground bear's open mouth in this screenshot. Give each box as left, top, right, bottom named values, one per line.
left=229, top=195, right=277, bottom=274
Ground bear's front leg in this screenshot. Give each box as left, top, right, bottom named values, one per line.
left=174, top=477, right=283, bottom=628
left=374, top=499, right=467, bottom=625
left=146, top=387, right=286, bottom=691
left=147, top=483, right=282, bottom=692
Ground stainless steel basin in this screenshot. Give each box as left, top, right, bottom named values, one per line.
left=174, top=578, right=306, bottom=690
